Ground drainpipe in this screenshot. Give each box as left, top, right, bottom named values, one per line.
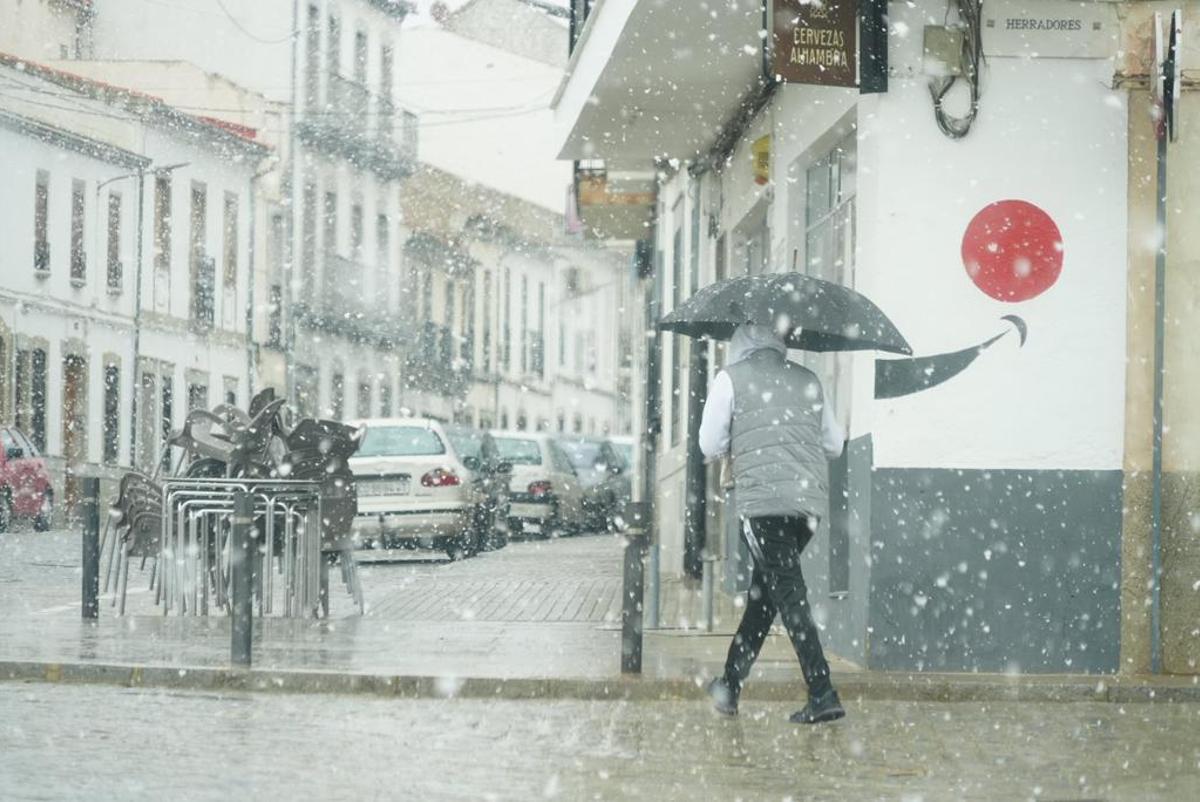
left=246, top=168, right=261, bottom=400
left=642, top=237, right=663, bottom=629
left=285, top=0, right=301, bottom=406
left=1150, top=124, right=1168, bottom=675
left=684, top=344, right=708, bottom=580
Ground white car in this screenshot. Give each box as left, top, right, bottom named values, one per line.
left=348, top=417, right=487, bottom=558
left=490, top=431, right=587, bottom=537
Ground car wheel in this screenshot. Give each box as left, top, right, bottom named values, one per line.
left=0, top=492, right=11, bottom=534
left=33, top=491, right=52, bottom=532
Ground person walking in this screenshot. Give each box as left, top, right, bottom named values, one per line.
left=699, top=323, right=846, bottom=724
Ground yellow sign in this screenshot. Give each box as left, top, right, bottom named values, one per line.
left=752, top=135, right=771, bottom=185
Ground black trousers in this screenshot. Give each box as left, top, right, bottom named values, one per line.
left=723, top=515, right=832, bottom=697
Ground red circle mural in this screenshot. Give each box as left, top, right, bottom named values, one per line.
left=961, top=200, right=1063, bottom=302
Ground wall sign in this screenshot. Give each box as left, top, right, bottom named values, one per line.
left=773, top=0, right=858, bottom=88
left=982, top=0, right=1118, bottom=59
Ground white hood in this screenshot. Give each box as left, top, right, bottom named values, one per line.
left=728, top=323, right=787, bottom=365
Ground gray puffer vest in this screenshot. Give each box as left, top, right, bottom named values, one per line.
left=726, top=349, right=829, bottom=522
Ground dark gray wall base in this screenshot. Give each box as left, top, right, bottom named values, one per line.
left=868, top=467, right=1123, bottom=674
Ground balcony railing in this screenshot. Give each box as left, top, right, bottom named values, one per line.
left=292, top=251, right=409, bottom=346
left=296, top=76, right=415, bottom=180
left=190, top=253, right=216, bottom=332
left=404, top=321, right=471, bottom=397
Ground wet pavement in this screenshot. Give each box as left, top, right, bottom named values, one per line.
left=1, top=681, right=1198, bottom=801
left=0, top=528, right=822, bottom=682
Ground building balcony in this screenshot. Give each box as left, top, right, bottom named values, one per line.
left=292, top=252, right=409, bottom=347
left=296, top=76, right=415, bottom=181
left=404, top=320, right=472, bottom=398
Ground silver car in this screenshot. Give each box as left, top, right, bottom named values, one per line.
left=491, top=431, right=588, bottom=537
left=348, top=417, right=485, bottom=559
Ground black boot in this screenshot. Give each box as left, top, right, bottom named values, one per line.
left=706, top=677, right=739, bottom=717
left=789, top=687, right=845, bottom=725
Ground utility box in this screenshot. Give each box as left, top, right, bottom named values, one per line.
left=923, top=26, right=964, bottom=77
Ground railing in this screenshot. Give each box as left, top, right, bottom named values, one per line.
left=34, top=241, right=50, bottom=275
left=292, top=251, right=409, bottom=346
left=107, top=260, right=123, bottom=294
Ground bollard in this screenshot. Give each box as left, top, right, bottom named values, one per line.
left=230, top=490, right=254, bottom=667
left=81, top=477, right=100, bottom=620
left=620, top=501, right=651, bottom=675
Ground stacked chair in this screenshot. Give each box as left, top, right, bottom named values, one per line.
left=101, top=388, right=365, bottom=618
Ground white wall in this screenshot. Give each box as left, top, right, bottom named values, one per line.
left=859, top=1, right=1128, bottom=471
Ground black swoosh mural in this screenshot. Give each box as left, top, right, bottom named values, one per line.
left=874, top=315, right=1027, bottom=400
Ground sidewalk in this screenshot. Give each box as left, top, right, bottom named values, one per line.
left=2, top=528, right=1196, bottom=704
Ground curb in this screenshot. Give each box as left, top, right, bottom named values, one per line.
left=2, top=660, right=1199, bottom=704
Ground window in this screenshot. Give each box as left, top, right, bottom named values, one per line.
left=350, top=202, right=363, bottom=258
left=379, top=45, right=394, bottom=138
left=14, top=347, right=47, bottom=451
left=481, top=270, right=492, bottom=374
left=268, top=284, right=283, bottom=348
left=358, top=426, right=445, bottom=458
left=330, top=370, right=345, bottom=420
left=357, top=377, right=371, bottom=418
left=34, top=170, right=49, bottom=273
left=502, top=268, right=511, bottom=371
left=353, top=30, right=367, bottom=85
left=302, top=183, right=317, bottom=298
left=689, top=182, right=701, bottom=295
left=323, top=191, right=338, bottom=255
left=534, top=282, right=545, bottom=377
left=70, top=178, right=86, bottom=283
left=160, top=373, right=173, bottom=474
left=401, top=111, right=419, bottom=157
left=154, top=173, right=172, bottom=271
left=462, top=283, right=475, bottom=367
left=305, top=4, right=320, bottom=107
left=379, top=379, right=393, bottom=418
left=327, top=15, right=340, bottom=78
left=190, top=182, right=213, bottom=329
left=294, top=365, right=318, bottom=419
left=103, top=363, right=120, bottom=464
left=223, top=377, right=237, bottom=407
left=106, top=192, right=122, bottom=292
left=520, top=275, right=528, bottom=374
left=376, top=214, right=389, bottom=297
left=187, top=381, right=208, bottom=413
left=222, top=193, right=238, bottom=290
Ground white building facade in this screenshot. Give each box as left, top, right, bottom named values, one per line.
left=555, top=0, right=1172, bottom=674
left=0, top=54, right=266, bottom=516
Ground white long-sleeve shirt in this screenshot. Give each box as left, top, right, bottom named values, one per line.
left=698, top=370, right=846, bottom=461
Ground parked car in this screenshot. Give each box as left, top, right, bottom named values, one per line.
left=491, top=431, right=587, bottom=537
left=0, top=426, right=53, bottom=533
left=347, top=417, right=497, bottom=559
left=442, top=424, right=511, bottom=550
left=558, top=436, right=612, bottom=531
left=560, top=435, right=634, bottom=531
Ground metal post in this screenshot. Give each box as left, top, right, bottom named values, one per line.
left=620, top=501, right=651, bottom=674
left=642, top=244, right=663, bottom=629
left=230, top=490, right=254, bottom=667
left=684, top=343, right=708, bottom=579
left=1150, top=129, right=1168, bottom=675
left=81, top=477, right=100, bottom=619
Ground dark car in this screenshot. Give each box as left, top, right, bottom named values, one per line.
left=0, top=426, right=54, bottom=533
left=443, top=425, right=512, bottom=550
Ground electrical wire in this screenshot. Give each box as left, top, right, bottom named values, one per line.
left=928, top=0, right=984, bottom=139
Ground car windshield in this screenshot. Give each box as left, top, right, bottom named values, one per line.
left=356, top=426, right=445, bottom=458
left=444, top=429, right=483, bottom=459
left=560, top=439, right=603, bottom=469
left=493, top=437, right=542, bottom=465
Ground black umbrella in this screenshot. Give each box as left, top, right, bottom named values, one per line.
left=658, top=272, right=912, bottom=355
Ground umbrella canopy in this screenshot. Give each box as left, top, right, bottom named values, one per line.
left=658, top=272, right=912, bottom=356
